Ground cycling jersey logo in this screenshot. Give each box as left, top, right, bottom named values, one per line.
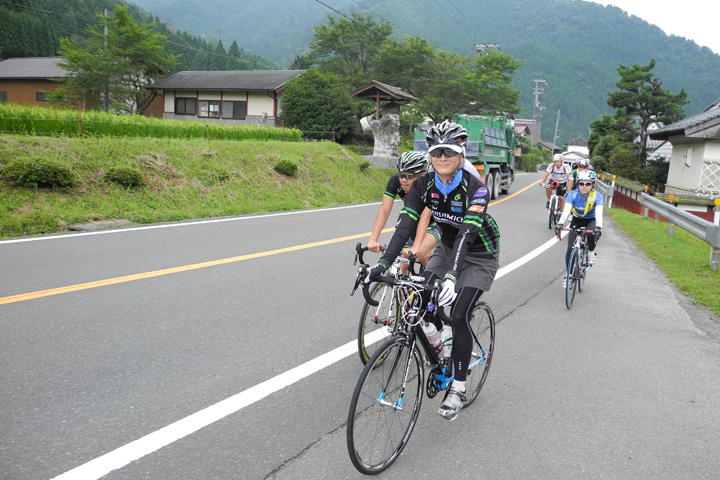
left=468, top=205, right=485, bottom=213
left=454, top=193, right=461, bottom=201
left=451, top=201, right=462, bottom=207
left=431, top=193, right=440, bottom=198
left=474, top=187, right=488, bottom=197
left=470, top=197, right=487, bottom=205
left=451, top=206, right=462, bottom=213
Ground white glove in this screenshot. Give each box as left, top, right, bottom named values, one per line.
left=364, top=263, right=387, bottom=284
left=438, top=278, right=457, bottom=307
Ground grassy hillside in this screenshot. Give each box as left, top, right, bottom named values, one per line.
left=0, top=135, right=392, bottom=239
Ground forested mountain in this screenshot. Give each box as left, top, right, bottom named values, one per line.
left=125, top=0, right=720, bottom=144
left=0, top=0, right=276, bottom=72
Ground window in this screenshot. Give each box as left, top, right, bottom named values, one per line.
left=0, top=91, right=6, bottom=103
left=175, top=97, right=196, bottom=115
left=198, top=100, right=220, bottom=118
left=683, top=147, right=693, bottom=167
left=222, top=101, right=247, bottom=120
left=483, top=126, right=508, bottom=148
left=36, top=91, right=50, bottom=102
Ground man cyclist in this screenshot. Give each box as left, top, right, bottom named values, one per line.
left=555, top=170, right=603, bottom=287
left=540, top=154, right=572, bottom=212
left=367, top=151, right=433, bottom=262
left=569, top=158, right=591, bottom=191
left=364, top=121, right=500, bottom=420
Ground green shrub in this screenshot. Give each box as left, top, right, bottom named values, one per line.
left=358, top=160, right=372, bottom=172
left=1, top=157, right=75, bottom=188
left=104, top=166, right=145, bottom=187
left=274, top=159, right=299, bottom=177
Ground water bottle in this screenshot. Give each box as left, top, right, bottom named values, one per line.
left=441, top=324, right=453, bottom=359
left=421, top=321, right=442, bottom=357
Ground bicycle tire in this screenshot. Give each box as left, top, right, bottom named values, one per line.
left=565, top=248, right=580, bottom=309
left=577, top=246, right=586, bottom=293
left=347, top=336, right=424, bottom=474
left=463, top=301, right=495, bottom=407
left=358, top=282, right=399, bottom=365
left=548, top=197, right=558, bottom=229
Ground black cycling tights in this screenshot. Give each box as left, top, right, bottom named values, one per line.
left=424, top=271, right=484, bottom=382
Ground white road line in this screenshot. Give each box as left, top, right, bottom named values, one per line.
left=0, top=203, right=380, bottom=245
left=51, top=233, right=562, bottom=480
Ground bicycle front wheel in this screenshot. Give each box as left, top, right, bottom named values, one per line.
left=463, top=301, right=495, bottom=407
left=565, top=248, right=580, bottom=309
left=347, top=336, right=424, bottom=475
left=548, top=197, right=557, bottom=229
left=358, top=282, right=398, bottom=365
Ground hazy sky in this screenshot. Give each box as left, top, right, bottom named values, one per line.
left=590, top=1, right=720, bottom=55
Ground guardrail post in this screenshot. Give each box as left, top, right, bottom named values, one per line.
left=711, top=202, right=720, bottom=270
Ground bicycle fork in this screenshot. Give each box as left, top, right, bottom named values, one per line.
left=377, top=340, right=419, bottom=411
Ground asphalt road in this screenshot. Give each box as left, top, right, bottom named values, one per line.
left=1, top=172, right=718, bottom=480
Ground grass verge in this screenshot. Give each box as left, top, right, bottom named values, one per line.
left=608, top=207, right=720, bottom=316
left=0, top=134, right=391, bottom=238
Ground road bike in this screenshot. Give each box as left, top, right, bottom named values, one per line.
left=347, top=256, right=495, bottom=474
left=559, top=227, right=594, bottom=309
left=354, top=243, right=420, bottom=365
left=546, top=180, right=562, bottom=229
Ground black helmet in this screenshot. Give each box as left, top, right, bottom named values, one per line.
left=425, top=121, right=468, bottom=150
left=397, top=151, right=429, bottom=174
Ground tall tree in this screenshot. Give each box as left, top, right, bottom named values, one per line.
left=279, top=69, right=360, bottom=141
left=54, top=5, right=177, bottom=114
left=607, top=59, right=689, bottom=161
left=309, top=11, right=392, bottom=89
left=375, top=38, right=521, bottom=122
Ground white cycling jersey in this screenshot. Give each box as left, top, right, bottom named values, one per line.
left=545, top=163, right=572, bottom=183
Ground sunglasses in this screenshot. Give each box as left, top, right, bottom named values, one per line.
left=399, top=172, right=420, bottom=180
left=577, top=182, right=594, bottom=187
left=429, top=148, right=460, bottom=158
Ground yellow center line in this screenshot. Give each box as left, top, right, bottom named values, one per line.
left=0, top=231, right=383, bottom=306
left=1, top=178, right=541, bottom=306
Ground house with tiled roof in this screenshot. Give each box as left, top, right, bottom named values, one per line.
left=649, top=99, right=720, bottom=196
left=146, top=70, right=305, bottom=126
left=0, top=57, right=69, bottom=107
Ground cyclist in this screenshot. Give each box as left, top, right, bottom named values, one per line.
left=569, top=158, right=591, bottom=191
left=364, top=120, right=500, bottom=420
left=554, top=170, right=604, bottom=287
left=367, top=151, right=433, bottom=263
left=540, top=154, right=572, bottom=212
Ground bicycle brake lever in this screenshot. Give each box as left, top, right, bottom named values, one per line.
left=350, top=266, right=366, bottom=296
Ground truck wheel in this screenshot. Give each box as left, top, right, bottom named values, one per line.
left=491, top=171, right=500, bottom=199
left=485, top=172, right=495, bottom=199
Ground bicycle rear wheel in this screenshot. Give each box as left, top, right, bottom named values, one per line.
left=548, top=197, right=557, bottom=229
left=358, top=282, right=398, bottom=365
left=347, top=336, right=424, bottom=475
left=565, top=248, right=580, bottom=309
left=463, top=301, right=495, bottom=407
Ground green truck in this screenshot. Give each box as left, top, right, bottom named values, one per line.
left=414, top=114, right=518, bottom=199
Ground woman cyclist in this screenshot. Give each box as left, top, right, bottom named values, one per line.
left=364, top=121, right=500, bottom=420
left=555, top=170, right=604, bottom=287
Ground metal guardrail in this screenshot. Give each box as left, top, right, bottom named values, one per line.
left=639, top=192, right=720, bottom=270
left=595, top=177, right=615, bottom=208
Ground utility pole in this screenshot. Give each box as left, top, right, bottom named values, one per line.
left=103, top=9, right=109, bottom=111
left=532, top=78, right=547, bottom=122
left=553, top=109, right=561, bottom=150
left=531, top=78, right=547, bottom=145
